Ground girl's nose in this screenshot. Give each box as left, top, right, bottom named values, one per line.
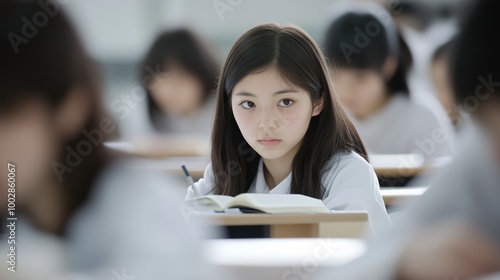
left=258, top=108, right=279, bottom=130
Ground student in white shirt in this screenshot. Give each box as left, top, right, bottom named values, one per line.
left=0, top=2, right=222, bottom=279
left=323, top=3, right=454, bottom=158
left=185, top=23, right=390, bottom=236
left=139, top=29, right=219, bottom=138
left=315, top=0, right=500, bottom=278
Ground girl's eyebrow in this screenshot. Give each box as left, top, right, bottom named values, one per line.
left=234, top=88, right=299, bottom=97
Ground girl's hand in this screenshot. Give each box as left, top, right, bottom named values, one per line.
left=397, top=221, right=500, bottom=280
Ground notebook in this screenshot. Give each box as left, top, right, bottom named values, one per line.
left=183, top=193, right=330, bottom=214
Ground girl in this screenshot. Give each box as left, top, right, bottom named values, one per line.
left=185, top=23, right=390, bottom=235
left=140, top=29, right=219, bottom=137
left=0, top=1, right=221, bottom=279
left=323, top=4, right=454, bottom=158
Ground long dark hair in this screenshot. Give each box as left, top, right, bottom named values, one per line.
left=0, top=0, right=113, bottom=234
left=141, top=29, right=219, bottom=131
left=324, top=6, right=410, bottom=96
left=211, top=23, right=367, bottom=199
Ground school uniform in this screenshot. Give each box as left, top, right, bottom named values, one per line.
left=159, top=97, right=216, bottom=138
left=185, top=152, right=391, bottom=238
left=313, top=125, right=500, bottom=280
left=351, top=94, right=454, bottom=158
left=120, top=96, right=216, bottom=139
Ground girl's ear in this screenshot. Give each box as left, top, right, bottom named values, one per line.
left=54, top=87, right=91, bottom=140
left=312, top=94, right=325, bottom=116
left=382, top=56, right=398, bottom=80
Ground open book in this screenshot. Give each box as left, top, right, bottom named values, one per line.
left=184, top=193, right=330, bottom=214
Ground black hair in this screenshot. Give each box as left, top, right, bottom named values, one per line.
left=211, top=23, right=367, bottom=199
left=324, top=8, right=411, bottom=96
left=141, top=29, right=219, bottom=131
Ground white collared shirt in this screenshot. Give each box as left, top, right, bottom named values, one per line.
left=351, top=94, right=454, bottom=158
left=186, top=151, right=391, bottom=237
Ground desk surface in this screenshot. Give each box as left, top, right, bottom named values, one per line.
left=381, top=186, right=428, bottom=206
left=105, top=143, right=451, bottom=178
left=104, top=137, right=209, bottom=158
left=370, top=154, right=451, bottom=177
left=107, top=152, right=450, bottom=179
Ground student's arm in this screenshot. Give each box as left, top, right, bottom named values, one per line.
left=322, top=153, right=391, bottom=237
left=185, top=163, right=215, bottom=199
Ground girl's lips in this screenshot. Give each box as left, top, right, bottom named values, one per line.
left=258, top=139, right=282, bottom=146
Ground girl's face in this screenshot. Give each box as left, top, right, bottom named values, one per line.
left=231, top=67, right=323, bottom=161
left=332, top=68, right=387, bottom=120
left=151, top=64, right=205, bottom=117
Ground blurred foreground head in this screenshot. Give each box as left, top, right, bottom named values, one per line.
left=451, top=0, right=500, bottom=160
left=0, top=0, right=113, bottom=234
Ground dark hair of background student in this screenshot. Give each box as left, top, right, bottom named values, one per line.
left=141, top=29, right=219, bottom=132
left=324, top=11, right=411, bottom=96
left=211, top=23, right=368, bottom=199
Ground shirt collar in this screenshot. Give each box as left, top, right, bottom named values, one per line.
left=250, top=159, right=292, bottom=194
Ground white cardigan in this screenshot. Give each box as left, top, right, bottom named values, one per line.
left=185, top=151, right=391, bottom=238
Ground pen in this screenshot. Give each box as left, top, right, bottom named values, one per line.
left=181, top=165, right=202, bottom=197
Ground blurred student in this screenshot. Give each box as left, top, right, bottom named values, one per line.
left=0, top=1, right=222, bottom=279
left=324, top=3, right=454, bottom=158
left=141, top=29, right=219, bottom=138
left=315, top=0, right=500, bottom=279
left=185, top=23, right=390, bottom=236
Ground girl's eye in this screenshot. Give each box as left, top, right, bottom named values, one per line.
left=240, top=101, right=255, bottom=109
left=278, top=99, right=294, bottom=107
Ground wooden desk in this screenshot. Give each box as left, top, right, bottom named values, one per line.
left=104, top=136, right=209, bottom=158
left=371, top=154, right=451, bottom=178
left=120, top=156, right=209, bottom=177
left=205, top=238, right=366, bottom=280
left=381, top=186, right=428, bottom=206
left=200, top=212, right=368, bottom=238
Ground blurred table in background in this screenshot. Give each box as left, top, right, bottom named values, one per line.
left=370, top=154, right=451, bottom=186
left=105, top=142, right=451, bottom=186
left=104, top=136, right=210, bottom=158
left=380, top=186, right=428, bottom=206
